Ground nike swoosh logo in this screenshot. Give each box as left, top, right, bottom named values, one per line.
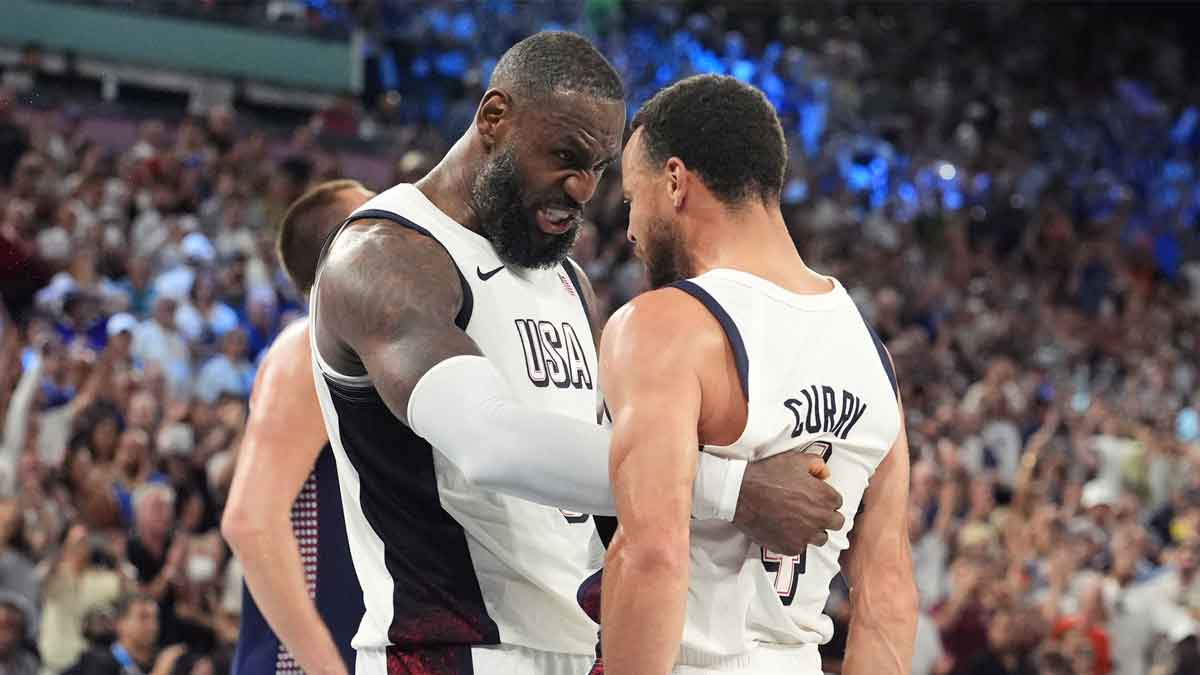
left=477, top=265, right=505, bottom=281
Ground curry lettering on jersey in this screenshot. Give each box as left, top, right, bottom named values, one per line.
left=784, top=385, right=867, bottom=440
left=514, top=319, right=594, bottom=390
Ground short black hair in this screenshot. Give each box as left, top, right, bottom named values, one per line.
left=490, top=31, right=623, bottom=104
left=632, top=74, right=787, bottom=205
left=277, top=179, right=366, bottom=295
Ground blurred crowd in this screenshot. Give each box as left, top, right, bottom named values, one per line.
left=2, top=3, right=1200, bottom=675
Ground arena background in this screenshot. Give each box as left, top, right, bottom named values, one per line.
left=2, top=2, right=1200, bottom=674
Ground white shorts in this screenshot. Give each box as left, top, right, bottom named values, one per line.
left=355, top=644, right=594, bottom=675
left=673, top=643, right=823, bottom=674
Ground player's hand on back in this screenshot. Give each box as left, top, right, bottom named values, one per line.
left=732, top=451, right=844, bottom=556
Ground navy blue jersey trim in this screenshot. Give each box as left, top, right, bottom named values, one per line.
left=313, top=445, right=362, bottom=670
left=561, top=258, right=593, bottom=324
left=668, top=280, right=749, bottom=402
left=345, top=209, right=474, bottom=330
left=853, top=308, right=898, bottom=398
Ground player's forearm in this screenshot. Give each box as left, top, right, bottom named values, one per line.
left=601, top=535, right=690, bottom=675
left=842, top=577, right=918, bottom=675
left=226, top=513, right=348, bottom=675
left=407, top=355, right=742, bottom=519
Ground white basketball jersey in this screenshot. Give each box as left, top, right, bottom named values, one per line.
left=309, top=184, right=604, bottom=655
left=670, top=268, right=901, bottom=665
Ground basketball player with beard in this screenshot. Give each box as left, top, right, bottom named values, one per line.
left=224, top=180, right=375, bottom=675
left=598, top=75, right=918, bottom=674
left=307, top=33, right=845, bottom=674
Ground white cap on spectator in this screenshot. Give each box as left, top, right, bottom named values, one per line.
left=106, top=312, right=138, bottom=337
left=181, top=232, right=216, bottom=264
left=157, top=423, right=194, bottom=457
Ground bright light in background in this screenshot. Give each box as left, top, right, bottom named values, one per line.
left=938, top=162, right=956, bottom=181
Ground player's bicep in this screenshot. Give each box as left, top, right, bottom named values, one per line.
left=843, top=404, right=913, bottom=590
left=317, top=222, right=482, bottom=424
left=602, top=302, right=703, bottom=532
left=354, top=312, right=482, bottom=425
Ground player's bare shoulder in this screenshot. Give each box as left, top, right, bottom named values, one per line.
left=246, top=320, right=309, bottom=403
left=315, top=219, right=464, bottom=368
left=601, top=286, right=728, bottom=370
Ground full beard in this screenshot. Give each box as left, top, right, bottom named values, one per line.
left=639, top=214, right=694, bottom=289
left=470, top=147, right=580, bottom=269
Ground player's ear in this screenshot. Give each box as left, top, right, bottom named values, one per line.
left=475, top=89, right=514, bottom=151
left=665, top=157, right=689, bottom=210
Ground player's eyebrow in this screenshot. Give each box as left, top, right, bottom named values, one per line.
left=565, top=128, right=619, bottom=171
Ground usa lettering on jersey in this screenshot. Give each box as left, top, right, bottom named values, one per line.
left=514, top=319, right=594, bottom=390
left=784, top=385, right=867, bottom=440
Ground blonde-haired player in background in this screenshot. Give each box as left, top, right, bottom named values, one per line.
left=223, top=180, right=374, bottom=675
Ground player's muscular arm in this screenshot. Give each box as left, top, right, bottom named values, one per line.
left=317, top=222, right=482, bottom=421
left=840, top=399, right=918, bottom=675
left=600, top=295, right=702, bottom=675
left=317, top=223, right=628, bottom=515
left=221, top=322, right=347, bottom=675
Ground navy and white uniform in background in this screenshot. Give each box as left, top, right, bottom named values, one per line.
left=232, top=445, right=364, bottom=674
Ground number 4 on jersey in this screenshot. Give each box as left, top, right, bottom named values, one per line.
left=760, top=439, right=832, bottom=606
left=761, top=547, right=804, bottom=606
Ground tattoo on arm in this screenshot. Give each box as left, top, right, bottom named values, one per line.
left=316, top=220, right=482, bottom=423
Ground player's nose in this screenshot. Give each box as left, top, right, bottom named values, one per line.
left=563, top=170, right=600, bottom=206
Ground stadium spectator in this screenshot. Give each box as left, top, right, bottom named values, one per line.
left=0, top=4, right=1198, bottom=673
left=65, top=593, right=184, bottom=675
left=0, top=594, right=37, bottom=675
left=37, top=525, right=123, bottom=673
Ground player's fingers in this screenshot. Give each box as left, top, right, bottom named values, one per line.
left=807, top=458, right=831, bottom=480
left=809, top=529, right=829, bottom=548
left=813, top=478, right=843, bottom=510
left=824, top=510, right=846, bottom=532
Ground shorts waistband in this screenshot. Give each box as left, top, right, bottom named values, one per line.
left=675, top=642, right=821, bottom=669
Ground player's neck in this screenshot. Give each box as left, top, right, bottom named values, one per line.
left=687, top=202, right=812, bottom=287
left=414, top=134, right=486, bottom=234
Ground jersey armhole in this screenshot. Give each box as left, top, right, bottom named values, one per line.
left=667, top=280, right=750, bottom=403
left=350, top=209, right=474, bottom=330
left=309, top=209, right=475, bottom=387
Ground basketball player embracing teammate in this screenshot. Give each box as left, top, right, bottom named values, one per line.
left=232, top=31, right=848, bottom=675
